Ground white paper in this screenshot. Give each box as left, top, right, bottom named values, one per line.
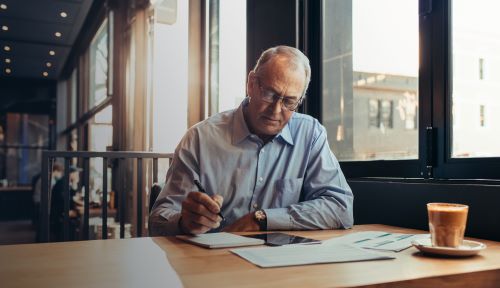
left=323, top=231, right=429, bottom=252
left=176, top=232, right=265, bottom=248
left=231, top=243, right=394, bottom=268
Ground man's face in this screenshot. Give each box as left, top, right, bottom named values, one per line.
left=245, top=60, right=305, bottom=139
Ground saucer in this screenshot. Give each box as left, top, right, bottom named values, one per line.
left=412, top=238, right=486, bottom=257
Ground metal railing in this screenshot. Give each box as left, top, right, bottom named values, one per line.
left=40, top=151, right=173, bottom=242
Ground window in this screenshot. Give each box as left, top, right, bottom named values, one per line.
left=300, top=0, right=500, bottom=179
left=215, top=0, right=247, bottom=113
left=206, top=0, right=247, bottom=115
left=368, top=99, right=379, bottom=128
left=322, top=0, right=418, bottom=162
left=88, top=106, right=113, bottom=203
left=89, top=20, right=109, bottom=109
left=1, top=114, right=49, bottom=185
left=451, top=0, right=500, bottom=159
left=151, top=0, right=189, bottom=154
left=479, top=105, right=485, bottom=127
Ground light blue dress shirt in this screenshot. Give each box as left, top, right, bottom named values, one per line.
left=150, top=99, right=354, bottom=235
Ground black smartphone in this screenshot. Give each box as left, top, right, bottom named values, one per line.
left=244, top=233, right=321, bottom=246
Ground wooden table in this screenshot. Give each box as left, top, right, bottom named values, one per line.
left=1, top=224, right=499, bottom=288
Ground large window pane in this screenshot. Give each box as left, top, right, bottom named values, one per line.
left=1, top=114, right=49, bottom=185
left=89, top=20, right=109, bottom=109
left=451, top=0, right=500, bottom=158
left=322, top=0, right=418, bottom=161
left=217, top=0, right=247, bottom=112
left=88, top=106, right=113, bottom=213
left=152, top=0, right=188, bottom=155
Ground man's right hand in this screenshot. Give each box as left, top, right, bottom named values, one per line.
left=179, top=191, right=223, bottom=235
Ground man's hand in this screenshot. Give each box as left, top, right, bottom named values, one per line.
left=180, top=191, right=223, bottom=235
left=222, top=212, right=259, bottom=232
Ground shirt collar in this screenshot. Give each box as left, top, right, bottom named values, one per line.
left=232, top=99, right=252, bottom=145
left=231, top=98, right=295, bottom=146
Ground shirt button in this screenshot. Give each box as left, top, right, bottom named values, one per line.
left=258, top=177, right=263, bottom=182
left=253, top=203, right=258, bottom=209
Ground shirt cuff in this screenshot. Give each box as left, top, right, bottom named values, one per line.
left=149, top=212, right=182, bottom=236
left=264, top=208, right=292, bottom=230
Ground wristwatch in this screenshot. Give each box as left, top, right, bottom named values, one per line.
left=254, top=209, right=267, bottom=231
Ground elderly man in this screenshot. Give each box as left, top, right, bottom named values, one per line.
left=150, top=45, right=353, bottom=235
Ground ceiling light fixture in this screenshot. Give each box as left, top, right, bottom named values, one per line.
left=54, top=32, right=62, bottom=37
left=60, top=11, right=68, bottom=18
left=3, top=45, right=10, bottom=51
left=5, top=58, right=10, bottom=63
left=43, top=71, right=48, bottom=77
left=5, top=68, right=11, bottom=74
left=1, top=25, right=8, bottom=31
left=49, top=50, right=55, bottom=56
left=46, top=62, right=52, bottom=68
left=0, top=4, right=7, bottom=10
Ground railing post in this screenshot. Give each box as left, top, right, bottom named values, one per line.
left=102, top=157, right=108, bottom=239
left=137, top=158, right=143, bottom=237
left=63, top=158, right=70, bottom=241
left=40, top=153, right=50, bottom=242
left=153, top=158, right=158, bottom=183
left=119, top=159, right=125, bottom=239
left=83, top=158, right=90, bottom=240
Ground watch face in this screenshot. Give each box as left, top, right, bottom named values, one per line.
left=255, top=210, right=266, bottom=221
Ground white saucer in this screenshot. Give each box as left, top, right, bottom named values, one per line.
left=412, top=238, right=486, bottom=257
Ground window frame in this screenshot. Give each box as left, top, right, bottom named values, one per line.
left=300, top=0, right=500, bottom=180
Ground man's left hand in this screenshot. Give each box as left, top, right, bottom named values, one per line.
left=222, top=212, right=259, bottom=232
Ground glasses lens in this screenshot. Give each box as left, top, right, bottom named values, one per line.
left=283, top=100, right=298, bottom=110
left=261, top=90, right=275, bottom=103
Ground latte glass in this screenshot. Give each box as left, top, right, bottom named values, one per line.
left=427, top=203, right=468, bottom=248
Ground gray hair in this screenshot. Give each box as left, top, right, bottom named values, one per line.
left=252, top=46, right=311, bottom=97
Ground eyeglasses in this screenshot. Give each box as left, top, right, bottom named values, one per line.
left=256, top=78, right=303, bottom=111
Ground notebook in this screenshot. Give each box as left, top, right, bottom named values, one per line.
left=176, top=232, right=265, bottom=249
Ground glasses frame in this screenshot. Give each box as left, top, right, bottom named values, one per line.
left=255, top=77, right=304, bottom=111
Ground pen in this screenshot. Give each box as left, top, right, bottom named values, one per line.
left=194, top=179, right=225, bottom=221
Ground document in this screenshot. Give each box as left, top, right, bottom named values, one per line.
left=323, top=231, right=428, bottom=252
left=231, top=243, right=394, bottom=268
left=176, top=232, right=265, bottom=249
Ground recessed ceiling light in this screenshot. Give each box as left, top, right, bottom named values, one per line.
left=5, top=58, right=10, bottom=63
left=54, top=32, right=62, bottom=37
left=1, top=25, right=8, bottom=31
left=5, top=68, right=11, bottom=74
left=60, top=12, right=68, bottom=18
left=42, top=71, right=48, bottom=77
left=0, top=4, right=7, bottom=10
left=49, top=50, right=55, bottom=56
left=46, top=62, right=52, bottom=68
left=3, top=45, right=10, bottom=51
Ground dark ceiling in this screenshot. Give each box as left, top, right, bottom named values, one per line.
left=0, top=0, right=94, bottom=80
left=0, top=0, right=96, bottom=114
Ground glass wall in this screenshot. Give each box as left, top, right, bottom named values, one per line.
left=1, top=114, right=49, bottom=185
left=451, top=0, right=500, bottom=158
left=322, top=0, right=418, bottom=161
left=152, top=0, right=189, bottom=155
left=217, top=0, right=247, bottom=112
left=89, top=20, right=109, bottom=109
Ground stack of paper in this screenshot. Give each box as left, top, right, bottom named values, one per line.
left=231, top=243, right=394, bottom=268
left=323, top=231, right=428, bottom=252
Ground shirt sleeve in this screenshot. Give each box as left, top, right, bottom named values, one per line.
left=264, top=124, right=354, bottom=231
left=149, top=129, right=200, bottom=236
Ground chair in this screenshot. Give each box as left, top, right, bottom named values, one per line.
left=149, top=183, right=163, bottom=213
